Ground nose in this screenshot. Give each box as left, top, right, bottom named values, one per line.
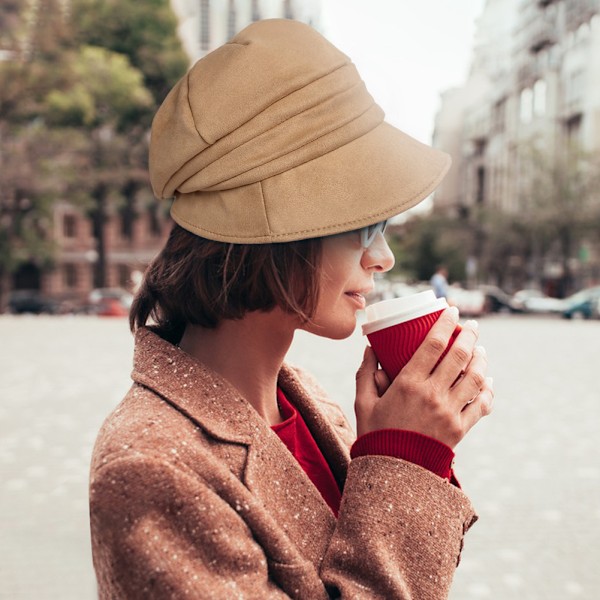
left=361, top=232, right=395, bottom=273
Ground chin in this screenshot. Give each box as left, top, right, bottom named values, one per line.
left=304, top=319, right=357, bottom=340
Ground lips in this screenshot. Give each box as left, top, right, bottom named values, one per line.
left=345, top=290, right=370, bottom=309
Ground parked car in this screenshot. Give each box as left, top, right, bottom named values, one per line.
left=447, top=287, right=486, bottom=317
left=88, top=288, right=133, bottom=317
left=511, top=289, right=565, bottom=314
left=561, top=286, right=600, bottom=319
left=8, top=290, right=59, bottom=314
left=478, top=285, right=520, bottom=314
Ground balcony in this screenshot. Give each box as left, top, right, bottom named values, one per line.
left=517, top=61, right=542, bottom=87
left=565, top=0, right=600, bottom=31
left=528, top=19, right=559, bottom=53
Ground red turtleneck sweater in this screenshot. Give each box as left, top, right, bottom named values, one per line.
left=272, top=388, right=457, bottom=517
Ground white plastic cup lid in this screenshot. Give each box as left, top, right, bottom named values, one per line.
left=362, top=290, right=448, bottom=335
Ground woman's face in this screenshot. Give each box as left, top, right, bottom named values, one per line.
left=301, top=228, right=395, bottom=339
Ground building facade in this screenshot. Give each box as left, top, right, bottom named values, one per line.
left=40, top=199, right=171, bottom=307
left=170, top=0, right=322, bottom=61
left=433, top=0, right=600, bottom=291
left=4, top=1, right=323, bottom=311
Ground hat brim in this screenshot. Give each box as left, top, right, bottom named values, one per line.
left=170, top=121, right=450, bottom=243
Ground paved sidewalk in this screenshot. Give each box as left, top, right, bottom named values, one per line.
left=1, top=314, right=599, bottom=599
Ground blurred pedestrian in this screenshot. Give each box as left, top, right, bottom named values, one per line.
left=431, top=264, right=450, bottom=299
left=89, top=20, right=493, bottom=599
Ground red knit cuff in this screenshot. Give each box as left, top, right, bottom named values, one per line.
left=350, top=429, right=455, bottom=481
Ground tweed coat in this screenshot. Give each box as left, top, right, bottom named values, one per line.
left=90, top=328, right=477, bottom=599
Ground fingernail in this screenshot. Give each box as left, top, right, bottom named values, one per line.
left=486, top=376, right=494, bottom=388
left=475, top=345, right=486, bottom=357
left=465, top=319, right=479, bottom=330
left=447, top=306, right=459, bottom=321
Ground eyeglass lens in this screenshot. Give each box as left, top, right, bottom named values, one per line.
left=362, top=220, right=388, bottom=247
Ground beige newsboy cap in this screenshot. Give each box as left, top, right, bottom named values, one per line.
left=149, top=19, right=450, bottom=243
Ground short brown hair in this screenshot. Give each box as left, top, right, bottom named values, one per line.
left=130, top=224, right=322, bottom=343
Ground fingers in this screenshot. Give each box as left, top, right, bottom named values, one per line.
left=433, top=319, right=480, bottom=385
left=450, top=344, right=488, bottom=405
left=460, top=377, right=495, bottom=432
left=356, top=345, right=390, bottom=396
left=407, top=307, right=460, bottom=377
left=356, top=346, right=377, bottom=383
left=374, top=368, right=391, bottom=396
left=355, top=346, right=381, bottom=436
left=355, top=346, right=378, bottom=403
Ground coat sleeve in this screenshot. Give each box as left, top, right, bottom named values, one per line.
left=320, top=456, right=477, bottom=600
left=90, top=453, right=298, bottom=600
left=91, top=450, right=476, bottom=600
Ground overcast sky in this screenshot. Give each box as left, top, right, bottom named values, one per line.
left=321, top=0, right=485, bottom=144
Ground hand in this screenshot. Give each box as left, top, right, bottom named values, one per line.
left=354, top=307, right=494, bottom=448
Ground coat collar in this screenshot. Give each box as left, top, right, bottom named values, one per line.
left=131, top=327, right=351, bottom=480
left=131, top=327, right=353, bottom=564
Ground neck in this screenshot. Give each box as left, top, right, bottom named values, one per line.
left=178, top=309, right=296, bottom=425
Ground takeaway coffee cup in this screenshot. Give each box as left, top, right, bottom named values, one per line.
left=362, top=290, right=460, bottom=380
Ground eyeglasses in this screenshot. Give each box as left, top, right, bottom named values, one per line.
left=359, top=220, right=388, bottom=248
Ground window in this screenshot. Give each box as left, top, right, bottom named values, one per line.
left=566, top=70, right=584, bottom=108
left=227, top=0, right=237, bottom=39
left=63, top=263, right=78, bottom=288
left=520, top=88, right=533, bottom=123
left=200, top=0, right=210, bottom=51
left=63, top=214, right=77, bottom=238
left=117, top=264, right=130, bottom=289
left=575, top=21, right=590, bottom=42
left=283, top=0, right=294, bottom=19
left=565, top=114, right=582, bottom=145
left=148, top=203, right=162, bottom=238
left=476, top=166, right=486, bottom=204
left=120, top=204, right=135, bottom=241
left=251, top=0, right=260, bottom=22
left=533, top=79, right=547, bottom=116
left=474, top=138, right=487, bottom=157
left=492, top=99, right=507, bottom=132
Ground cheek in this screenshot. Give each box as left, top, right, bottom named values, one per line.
left=316, top=269, right=348, bottom=310
left=319, top=245, right=360, bottom=293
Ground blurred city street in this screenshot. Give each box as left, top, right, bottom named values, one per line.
left=1, top=313, right=600, bottom=599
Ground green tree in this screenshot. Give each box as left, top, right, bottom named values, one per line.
left=71, top=0, right=189, bottom=104
left=0, top=0, right=24, bottom=54
left=0, top=123, right=88, bottom=306
left=390, top=214, right=471, bottom=283
left=45, top=45, right=154, bottom=130
left=519, top=141, right=600, bottom=295
left=470, top=207, right=532, bottom=291
left=0, top=0, right=187, bottom=308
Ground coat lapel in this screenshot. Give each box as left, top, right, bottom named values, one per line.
left=277, top=366, right=352, bottom=489
left=131, top=328, right=347, bottom=564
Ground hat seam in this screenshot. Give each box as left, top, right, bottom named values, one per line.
left=203, top=101, right=379, bottom=192
left=173, top=208, right=386, bottom=240
left=186, top=70, right=209, bottom=146
left=163, top=64, right=363, bottom=196
left=257, top=181, right=272, bottom=235
left=197, top=61, right=354, bottom=148
left=223, top=61, right=356, bottom=141
left=172, top=166, right=442, bottom=241
left=201, top=78, right=367, bottom=184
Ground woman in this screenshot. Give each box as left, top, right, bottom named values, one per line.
left=89, top=19, right=493, bottom=599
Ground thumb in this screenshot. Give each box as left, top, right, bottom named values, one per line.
left=355, top=346, right=379, bottom=400
left=374, top=368, right=391, bottom=396
left=355, top=346, right=380, bottom=437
